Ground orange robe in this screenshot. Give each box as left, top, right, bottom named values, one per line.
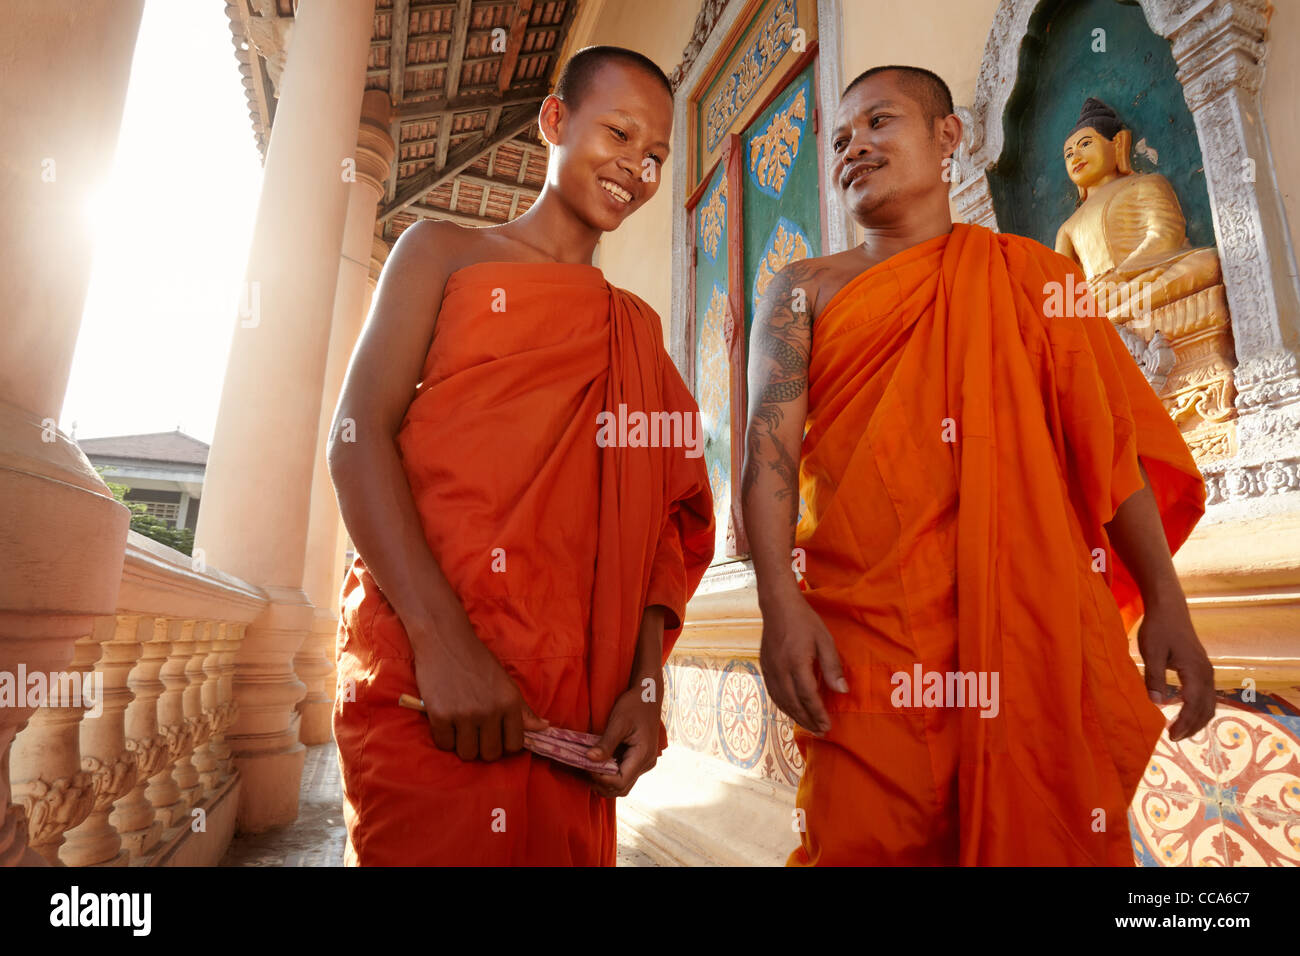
left=334, top=261, right=714, bottom=866
left=791, top=223, right=1204, bottom=866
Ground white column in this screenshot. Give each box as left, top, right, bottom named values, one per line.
left=298, top=89, right=396, bottom=744
left=0, top=0, right=142, bottom=866
left=192, top=0, right=377, bottom=832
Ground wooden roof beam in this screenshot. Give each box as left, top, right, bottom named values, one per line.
left=380, top=104, right=540, bottom=223
left=496, top=0, right=536, bottom=94
left=395, top=84, right=547, bottom=121
left=456, top=170, right=540, bottom=195
left=410, top=204, right=501, bottom=228
left=390, top=0, right=409, bottom=103
left=445, top=0, right=473, bottom=99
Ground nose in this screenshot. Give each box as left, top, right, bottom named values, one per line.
left=842, top=134, right=871, bottom=164
left=614, top=152, right=639, bottom=181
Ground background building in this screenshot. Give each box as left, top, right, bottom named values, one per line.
left=79, top=429, right=208, bottom=532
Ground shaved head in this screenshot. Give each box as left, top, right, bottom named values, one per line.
left=554, top=45, right=673, bottom=114
left=842, top=66, right=954, bottom=126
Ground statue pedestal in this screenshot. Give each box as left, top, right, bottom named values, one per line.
left=1127, top=283, right=1238, bottom=462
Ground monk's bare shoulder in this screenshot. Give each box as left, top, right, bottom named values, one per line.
left=401, top=218, right=500, bottom=277
left=770, top=248, right=876, bottom=323
left=760, top=254, right=843, bottom=327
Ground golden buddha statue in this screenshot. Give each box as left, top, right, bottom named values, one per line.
left=1055, top=98, right=1221, bottom=320
left=1053, top=98, right=1237, bottom=462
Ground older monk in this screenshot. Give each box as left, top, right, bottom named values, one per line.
left=741, top=65, right=1215, bottom=866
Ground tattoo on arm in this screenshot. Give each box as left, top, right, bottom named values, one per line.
left=741, top=261, right=818, bottom=526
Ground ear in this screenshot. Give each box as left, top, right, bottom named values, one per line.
left=938, top=112, right=964, bottom=159
left=1077, top=183, right=1088, bottom=203
left=538, top=94, right=565, bottom=148
left=1114, top=128, right=1133, bottom=175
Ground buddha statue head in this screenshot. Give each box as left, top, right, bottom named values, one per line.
left=1063, top=98, right=1133, bottom=202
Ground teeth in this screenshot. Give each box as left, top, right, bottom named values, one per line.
left=600, top=179, right=632, bottom=203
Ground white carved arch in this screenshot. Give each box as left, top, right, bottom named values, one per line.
left=951, top=0, right=1300, bottom=508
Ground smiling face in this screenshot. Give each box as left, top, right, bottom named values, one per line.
left=540, top=60, right=674, bottom=234
left=1063, top=126, right=1118, bottom=190
left=830, top=71, right=955, bottom=227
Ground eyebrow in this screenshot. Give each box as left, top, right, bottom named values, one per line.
left=611, top=110, right=671, bottom=153
left=832, top=99, right=903, bottom=135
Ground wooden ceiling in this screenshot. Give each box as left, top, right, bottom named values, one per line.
left=226, top=0, right=580, bottom=242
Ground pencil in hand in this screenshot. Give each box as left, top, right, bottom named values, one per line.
left=397, top=693, right=619, bottom=775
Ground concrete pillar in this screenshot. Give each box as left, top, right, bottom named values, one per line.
left=297, top=90, right=396, bottom=744
left=0, top=0, right=142, bottom=866
left=111, top=617, right=168, bottom=859
left=61, top=615, right=139, bottom=867
left=192, top=0, right=376, bottom=832
left=145, top=620, right=185, bottom=832
left=10, top=625, right=105, bottom=863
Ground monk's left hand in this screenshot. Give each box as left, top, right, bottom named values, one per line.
left=584, top=682, right=663, bottom=799
left=1137, top=598, right=1216, bottom=742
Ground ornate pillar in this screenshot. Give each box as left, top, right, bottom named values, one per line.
left=110, top=617, right=167, bottom=859
left=144, top=620, right=186, bottom=832
left=210, top=623, right=245, bottom=782
left=157, top=620, right=202, bottom=817
left=0, top=0, right=142, bottom=866
left=298, top=89, right=396, bottom=744
left=10, top=621, right=107, bottom=863
left=61, top=615, right=140, bottom=867
left=1166, top=0, right=1300, bottom=488
left=950, top=107, right=999, bottom=230
left=180, top=621, right=213, bottom=803
left=192, top=0, right=377, bottom=831
left=195, top=622, right=224, bottom=791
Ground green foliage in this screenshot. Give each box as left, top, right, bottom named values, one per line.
left=95, top=465, right=194, bottom=556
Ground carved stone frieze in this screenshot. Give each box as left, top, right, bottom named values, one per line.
left=1235, top=349, right=1300, bottom=411
left=81, top=753, right=138, bottom=813
left=1202, top=456, right=1300, bottom=506
left=125, top=732, right=169, bottom=780
left=158, top=720, right=194, bottom=762
left=246, top=0, right=295, bottom=99
left=18, top=771, right=95, bottom=848
left=671, top=0, right=734, bottom=90
left=186, top=713, right=211, bottom=751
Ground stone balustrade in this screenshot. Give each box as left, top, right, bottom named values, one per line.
left=6, top=531, right=273, bottom=866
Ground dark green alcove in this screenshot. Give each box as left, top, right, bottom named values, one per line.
left=986, top=0, right=1214, bottom=251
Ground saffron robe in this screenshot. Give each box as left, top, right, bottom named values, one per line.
left=790, top=223, right=1204, bottom=866
left=334, top=261, right=715, bottom=866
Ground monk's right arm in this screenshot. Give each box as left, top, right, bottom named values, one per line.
left=327, top=221, right=543, bottom=761
left=741, top=263, right=812, bottom=608
left=742, top=262, right=846, bottom=734
left=327, top=220, right=460, bottom=643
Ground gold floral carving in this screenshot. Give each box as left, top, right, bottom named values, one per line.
left=749, top=88, right=806, bottom=193
left=704, top=0, right=797, bottom=151
left=699, top=177, right=728, bottom=260
left=698, top=285, right=731, bottom=433
left=753, top=222, right=810, bottom=306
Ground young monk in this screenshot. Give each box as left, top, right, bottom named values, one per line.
left=741, top=65, right=1216, bottom=866
left=327, top=46, right=714, bottom=866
